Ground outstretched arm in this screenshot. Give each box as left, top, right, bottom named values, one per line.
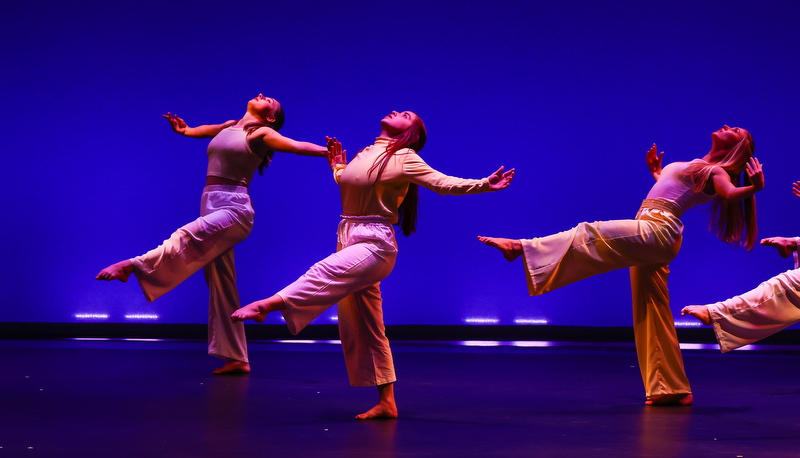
left=163, top=112, right=236, bottom=139
left=645, top=144, right=663, bottom=181
left=486, top=166, right=515, bottom=191
left=710, top=157, right=764, bottom=202
left=252, top=127, right=327, bottom=157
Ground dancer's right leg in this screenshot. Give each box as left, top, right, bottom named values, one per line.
left=760, top=236, right=797, bottom=258
left=477, top=236, right=523, bottom=261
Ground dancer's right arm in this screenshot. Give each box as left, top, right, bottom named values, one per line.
left=163, top=112, right=236, bottom=138
left=646, top=144, right=664, bottom=181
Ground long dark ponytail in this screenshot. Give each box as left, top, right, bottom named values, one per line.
left=368, top=113, right=427, bottom=236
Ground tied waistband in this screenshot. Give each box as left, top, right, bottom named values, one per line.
left=639, top=199, right=682, bottom=218
left=340, top=214, right=392, bottom=223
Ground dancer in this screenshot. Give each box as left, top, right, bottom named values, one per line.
left=232, top=110, right=515, bottom=419
left=96, top=94, right=329, bottom=375
left=478, top=125, right=762, bottom=406
left=681, top=181, right=800, bottom=352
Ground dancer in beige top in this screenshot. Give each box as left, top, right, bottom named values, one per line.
left=682, top=181, right=800, bottom=351
left=97, top=94, right=329, bottom=375
left=479, top=126, right=762, bottom=406
left=232, top=110, right=514, bottom=419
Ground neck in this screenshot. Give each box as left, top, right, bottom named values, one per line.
left=235, top=111, right=264, bottom=128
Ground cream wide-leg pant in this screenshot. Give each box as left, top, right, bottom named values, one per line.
left=707, top=268, right=800, bottom=352
left=130, top=185, right=253, bottom=363
left=278, top=216, right=398, bottom=386
left=520, top=199, right=691, bottom=397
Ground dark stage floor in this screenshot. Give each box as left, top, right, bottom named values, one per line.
left=1, top=338, right=799, bottom=457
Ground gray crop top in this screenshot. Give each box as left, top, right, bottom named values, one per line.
left=206, top=127, right=264, bottom=186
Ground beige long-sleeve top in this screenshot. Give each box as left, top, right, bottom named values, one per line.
left=335, top=137, right=491, bottom=223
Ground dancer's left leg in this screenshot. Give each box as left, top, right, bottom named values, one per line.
left=631, top=263, right=692, bottom=406
left=205, top=248, right=250, bottom=375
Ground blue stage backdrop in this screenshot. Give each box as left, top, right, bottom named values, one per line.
left=3, top=0, right=799, bottom=329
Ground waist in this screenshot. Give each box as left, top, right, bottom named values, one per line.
left=340, top=214, right=393, bottom=223
left=639, top=198, right=682, bottom=218
left=206, top=176, right=248, bottom=188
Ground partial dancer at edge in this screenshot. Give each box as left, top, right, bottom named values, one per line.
left=96, top=94, right=329, bottom=375
left=232, top=110, right=515, bottom=419
left=478, top=125, right=762, bottom=406
left=682, top=181, right=800, bottom=352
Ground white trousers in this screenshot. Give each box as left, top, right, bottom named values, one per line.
left=278, top=216, right=398, bottom=386
left=707, top=268, right=800, bottom=352
left=130, top=185, right=253, bottom=363
left=520, top=201, right=692, bottom=397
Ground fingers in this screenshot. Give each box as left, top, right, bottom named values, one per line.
left=493, top=166, right=505, bottom=176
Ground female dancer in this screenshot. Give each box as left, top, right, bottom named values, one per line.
left=478, top=125, right=763, bottom=405
left=681, top=181, right=800, bottom=352
left=232, top=110, right=515, bottom=419
left=96, top=94, right=329, bottom=375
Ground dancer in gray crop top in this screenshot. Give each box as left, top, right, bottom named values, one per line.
left=96, top=94, right=330, bottom=375
left=478, top=125, right=763, bottom=406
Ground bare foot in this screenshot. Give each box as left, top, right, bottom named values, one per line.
left=212, top=360, right=251, bottom=375
left=760, top=237, right=796, bottom=258
left=680, top=306, right=711, bottom=326
left=95, top=260, right=133, bottom=282
left=355, top=401, right=398, bottom=420
left=646, top=393, right=693, bottom=406
left=477, top=236, right=523, bottom=262
left=231, top=303, right=263, bottom=322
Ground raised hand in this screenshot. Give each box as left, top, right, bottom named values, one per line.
left=746, top=157, right=764, bottom=191
left=793, top=181, right=800, bottom=199
left=326, top=136, right=347, bottom=170
left=487, top=166, right=515, bottom=191
left=162, top=112, right=188, bottom=135
left=646, top=143, right=663, bottom=180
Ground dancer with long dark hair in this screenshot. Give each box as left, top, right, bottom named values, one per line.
left=232, top=110, right=515, bottom=418
left=97, top=94, right=329, bottom=375
left=478, top=125, right=762, bottom=405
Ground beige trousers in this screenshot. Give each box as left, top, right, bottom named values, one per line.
left=521, top=201, right=691, bottom=397
left=707, top=268, right=800, bottom=352
left=130, top=185, right=253, bottom=363
left=278, top=216, right=398, bottom=386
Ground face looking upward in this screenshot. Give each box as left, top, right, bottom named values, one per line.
left=711, top=125, right=747, bottom=150
left=248, top=94, right=280, bottom=123
left=381, top=111, right=416, bottom=137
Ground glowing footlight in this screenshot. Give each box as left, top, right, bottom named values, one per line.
left=124, top=314, right=159, bottom=320
left=460, top=340, right=501, bottom=347
left=513, top=318, right=548, bottom=325
left=463, top=317, right=500, bottom=324
left=674, top=321, right=702, bottom=327
left=74, top=313, right=109, bottom=320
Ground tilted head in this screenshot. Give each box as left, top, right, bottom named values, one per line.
left=248, top=94, right=285, bottom=131
left=710, top=125, right=754, bottom=173
left=380, top=111, right=427, bottom=153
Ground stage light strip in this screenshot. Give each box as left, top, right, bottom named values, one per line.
left=74, top=313, right=109, bottom=320
left=464, top=317, right=500, bottom=324
left=514, top=318, right=548, bottom=325
left=674, top=321, right=703, bottom=327
left=124, top=314, right=159, bottom=320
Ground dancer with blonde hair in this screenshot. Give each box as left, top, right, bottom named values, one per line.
left=479, top=125, right=762, bottom=406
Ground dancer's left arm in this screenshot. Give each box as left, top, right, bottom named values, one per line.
left=252, top=127, right=328, bottom=157
left=403, top=152, right=515, bottom=195
left=710, top=157, right=764, bottom=202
